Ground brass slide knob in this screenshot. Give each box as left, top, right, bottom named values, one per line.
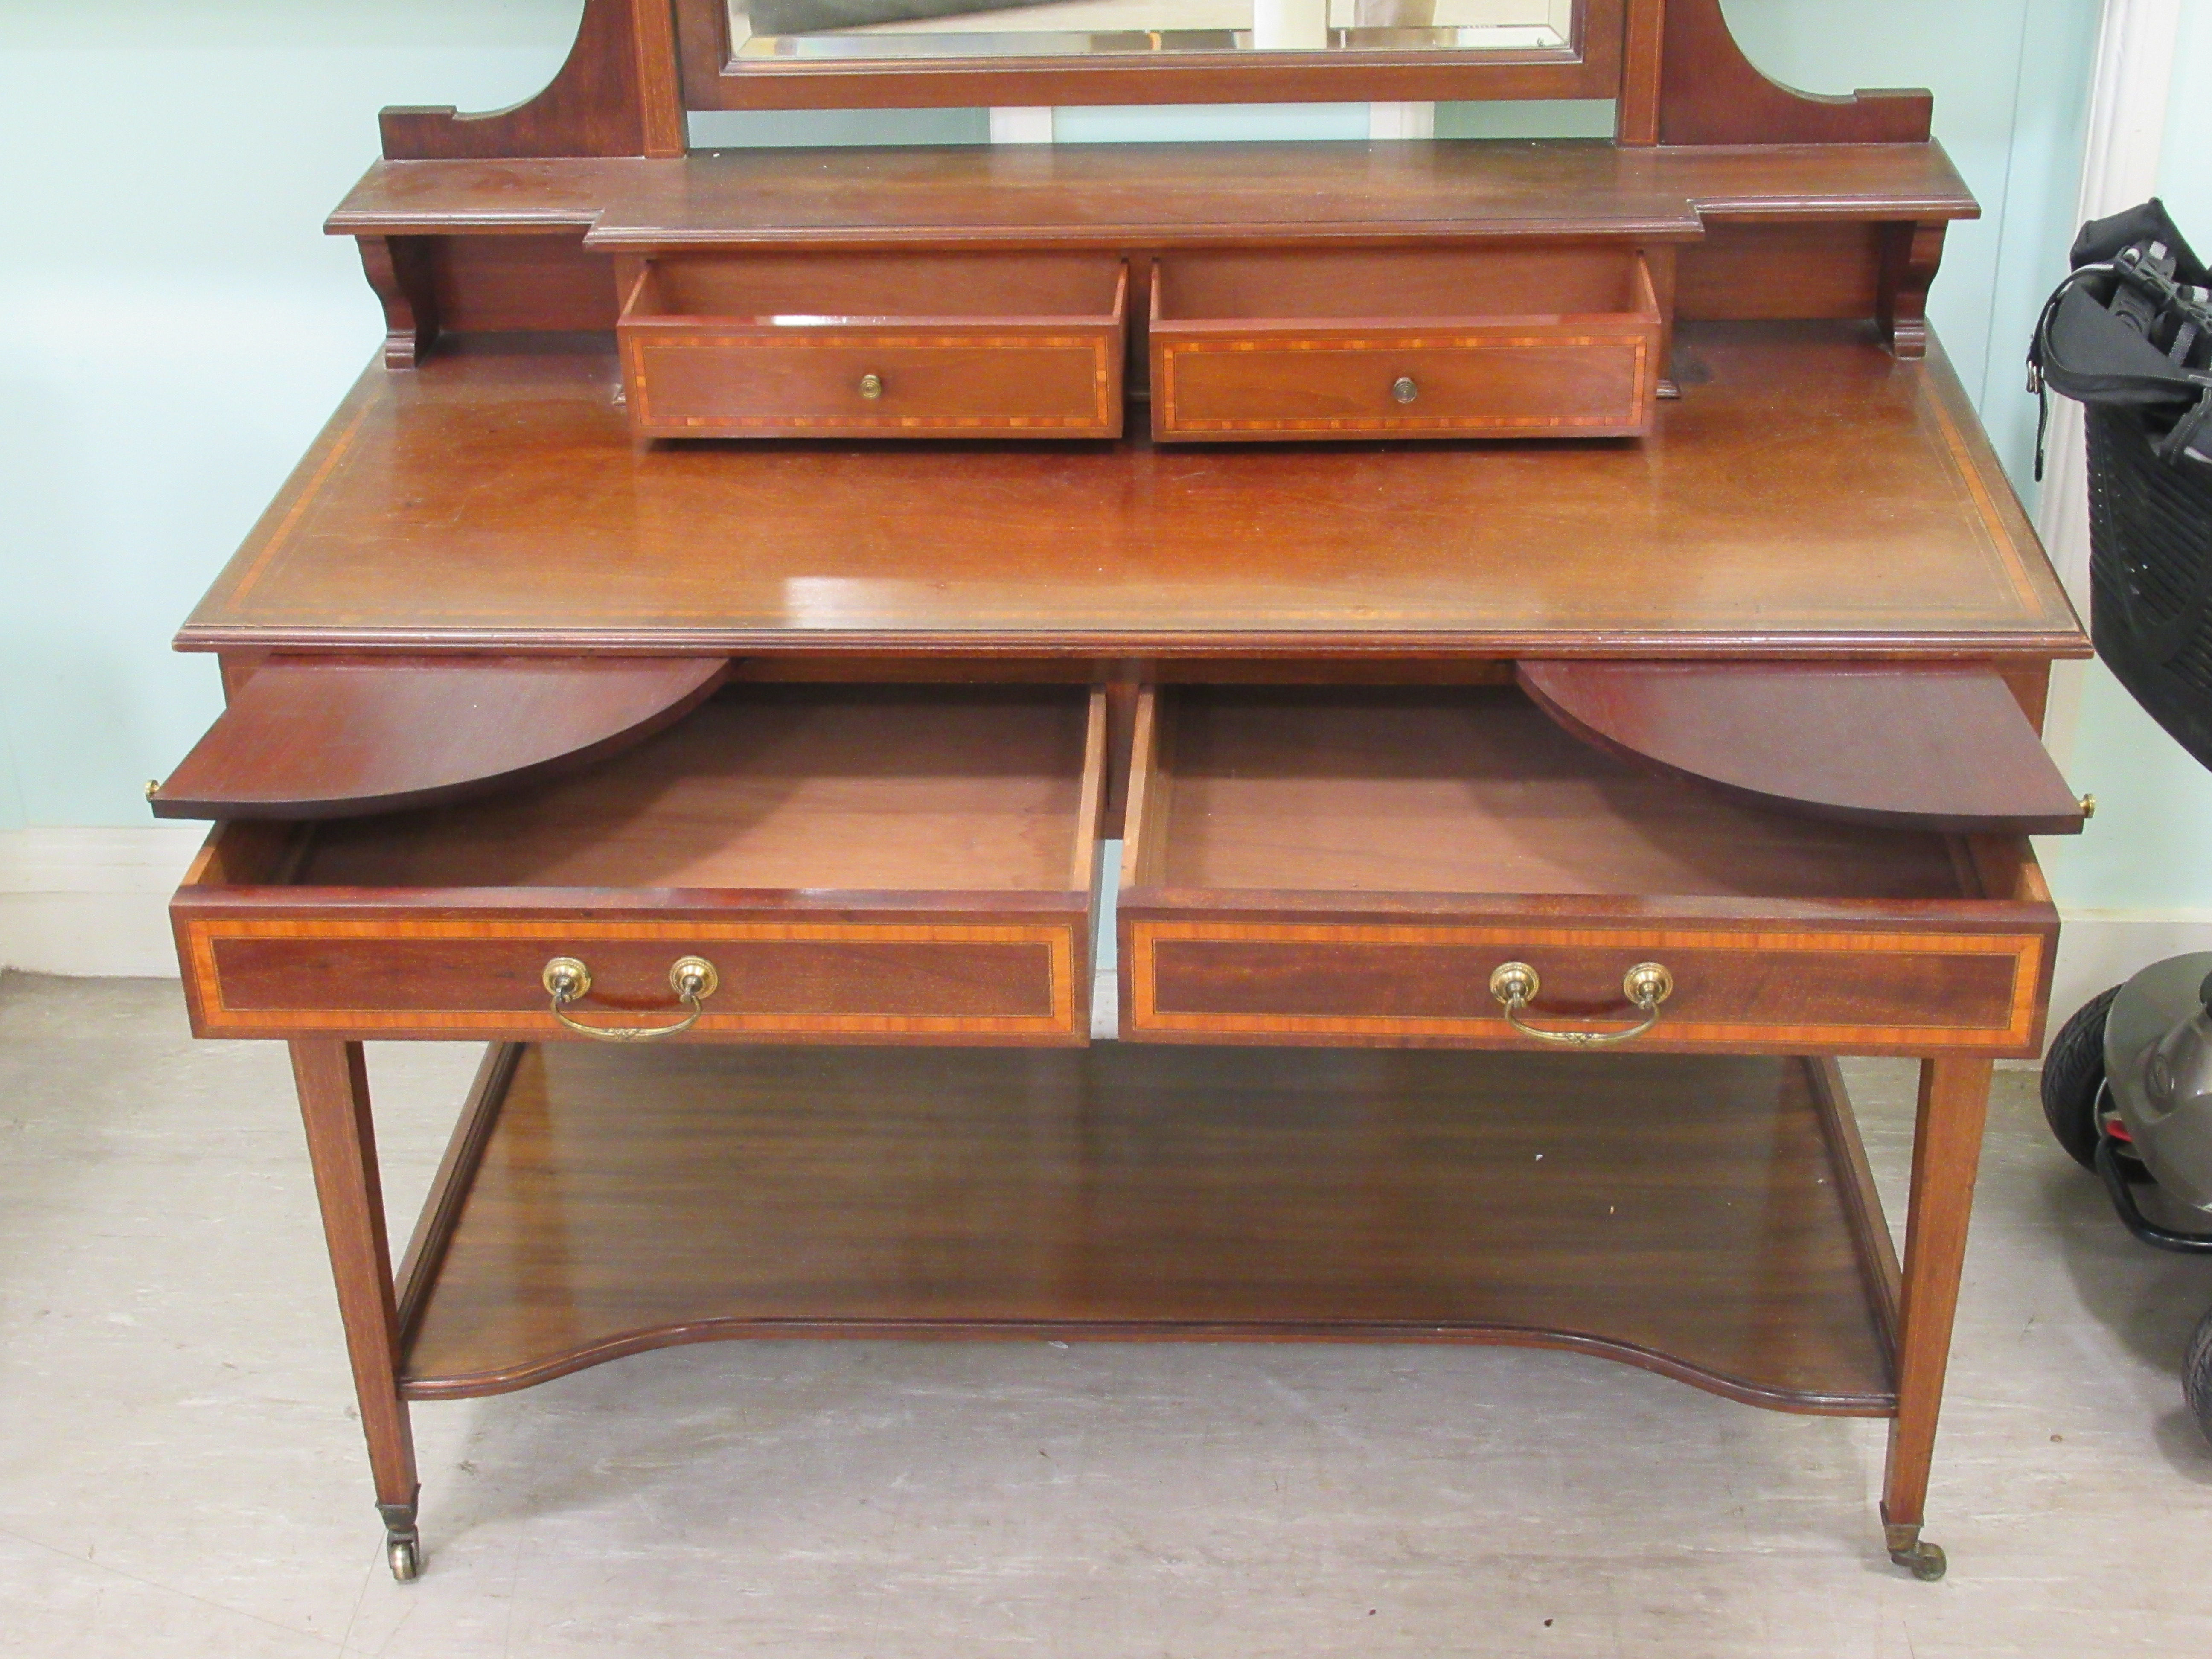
left=858, top=373, right=884, bottom=400
left=1391, top=375, right=1420, bottom=405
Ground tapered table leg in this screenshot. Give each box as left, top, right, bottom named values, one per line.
left=1879, top=1054, right=1994, bottom=1581
left=290, top=1039, right=422, bottom=1581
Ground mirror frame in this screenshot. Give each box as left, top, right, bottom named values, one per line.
left=673, top=0, right=1624, bottom=110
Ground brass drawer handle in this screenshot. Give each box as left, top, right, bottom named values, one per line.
left=541, top=956, right=719, bottom=1042
left=1488, top=961, right=1674, bottom=1048
left=1391, top=375, right=1419, bottom=405
left=858, top=372, right=884, bottom=400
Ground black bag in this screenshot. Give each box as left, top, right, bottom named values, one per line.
left=2031, top=199, right=2212, bottom=770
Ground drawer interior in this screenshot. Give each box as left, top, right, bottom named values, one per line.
left=1153, top=247, right=1659, bottom=324
left=1124, top=686, right=1979, bottom=902
left=268, top=685, right=1103, bottom=896
left=629, top=253, right=1127, bottom=323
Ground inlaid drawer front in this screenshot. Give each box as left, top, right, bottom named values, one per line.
left=1116, top=684, right=2059, bottom=1059
left=1149, top=247, right=1664, bottom=442
left=1154, top=331, right=1658, bottom=439
left=627, top=333, right=1120, bottom=436
left=171, top=684, right=1110, bottom=1047
left=618, top=253, right=1126, bottom=439
left=179, top=915, right=1084, bottom=1042
left=1122, top=919, right=2047, bottom=1052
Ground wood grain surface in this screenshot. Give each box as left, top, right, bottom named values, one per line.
left=1655, top=0, right=1933, bottom=147
left=619, top=257, right=1126, bottom=439
left=175, top=325, right=2082, bottom=658
left=396, top=1040, right=1899, bottom=1415
left=1882, top=1055, right=1996, bottom=1533
left=291, top=687, right=1095, bottom=892
left=1116, top=687, right=2056, bottom=1055
left=325, top=143, right=1979, bottom=245
left=151, top=656, right=728, bottom=819
left=1149, top=249, right=1660, bottom=441
left=379, top=0, right=684, bottom=161
left=172, top=687, right=1105, bottom=1044
left=1516, top=661, right=2086, bottom=833
left=1132, top=687, right=1983, bottom=900
left=290, top=1040, right=418, bottom=1513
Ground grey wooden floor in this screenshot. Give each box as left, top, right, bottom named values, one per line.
left=3, top=972, right=2209, bottom=1656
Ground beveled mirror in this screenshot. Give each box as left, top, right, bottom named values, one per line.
left=676, top=0, right=1620, bottom=108
left=731, top=0, right=1574, bottom=60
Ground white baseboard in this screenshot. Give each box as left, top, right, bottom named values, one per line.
left=2046, top=907, right=2212, bottom=1046
left=0, top=825, right=207, bottom=978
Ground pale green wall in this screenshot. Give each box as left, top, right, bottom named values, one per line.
left=0, top=2, right=588, bottom=832
left=2036, top=0, right=2212, bottom=914
left=0, top=0, right=2184, bottom=927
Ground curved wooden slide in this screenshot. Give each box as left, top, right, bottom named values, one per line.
left=151, top=656, right=729, bottom=819
left=1518, top=660, right=2086, bottom=835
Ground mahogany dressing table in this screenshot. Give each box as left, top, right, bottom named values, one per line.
left=154, top=0, right=2091, bottom=1583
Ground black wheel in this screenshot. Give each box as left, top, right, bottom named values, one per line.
left=2043, top=986, right=2122, bottom=1170
left=2187, top=1305, right=2212, bottom=1447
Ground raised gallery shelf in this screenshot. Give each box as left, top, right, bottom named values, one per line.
left=394, top=1040, right=1903, bottom=1415
left=325, top=141, right=1980, bottom=244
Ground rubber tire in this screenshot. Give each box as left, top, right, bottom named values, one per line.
left=2043, top=985, right=2122, bottom=1170
left=2187, top=1305, right=2212, bottom=1448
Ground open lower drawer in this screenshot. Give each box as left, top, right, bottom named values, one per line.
left=173, top=686, right=1106, bottom=1045
left=1118, top=686, right=2058, bottom=1056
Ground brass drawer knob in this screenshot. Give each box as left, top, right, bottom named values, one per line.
left=1391, top=375, right=1419, bottom=405
left=542, top=955, right=719, bottom=1042
left=1488, top=960, right=1674, bottom=1048
left=858, top=372, right=884, bottom=400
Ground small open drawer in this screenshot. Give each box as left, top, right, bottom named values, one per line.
left=173, top=686, right=1106, bottom=1045
left=1118, top=687, right=2057, bottom=1056
left=617, top=253, right=1126, bottom=439
left=1148, top=247, right=1664, bottom=442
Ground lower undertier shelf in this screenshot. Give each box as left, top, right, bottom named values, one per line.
left=395, top=1043, right=1901, bottom=1416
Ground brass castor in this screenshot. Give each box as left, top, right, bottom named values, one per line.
left=1883, top=1519, right=1947, bottom=1581
left=378, top=1496, right=423, bottom=1583
left=1888, top=1539, right=1947, bottom=1581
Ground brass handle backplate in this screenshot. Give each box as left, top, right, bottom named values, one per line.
left=858, top=372, right=884, bottom=400
left=542, top=955, right=719, bottom=1042
left=1391, top=375, right=1419, bottom=405
left=1488, top=960, right=1674, bottom=1048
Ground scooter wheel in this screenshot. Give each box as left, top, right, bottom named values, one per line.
left=2043, top=986, right=2121, bottom=1170
left=2187, top=1306, right=2212, bottom=1447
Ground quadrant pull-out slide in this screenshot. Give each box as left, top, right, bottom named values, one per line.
left=151, top=656, right=731, bottom=819
left=1516, top=661, right=2085, bottom=835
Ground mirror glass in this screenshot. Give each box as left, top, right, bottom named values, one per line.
left=728, top=0, right=1574, bottom=61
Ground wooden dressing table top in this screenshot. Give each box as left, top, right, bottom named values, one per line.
left=182, top=321, right=2081, bottom=658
